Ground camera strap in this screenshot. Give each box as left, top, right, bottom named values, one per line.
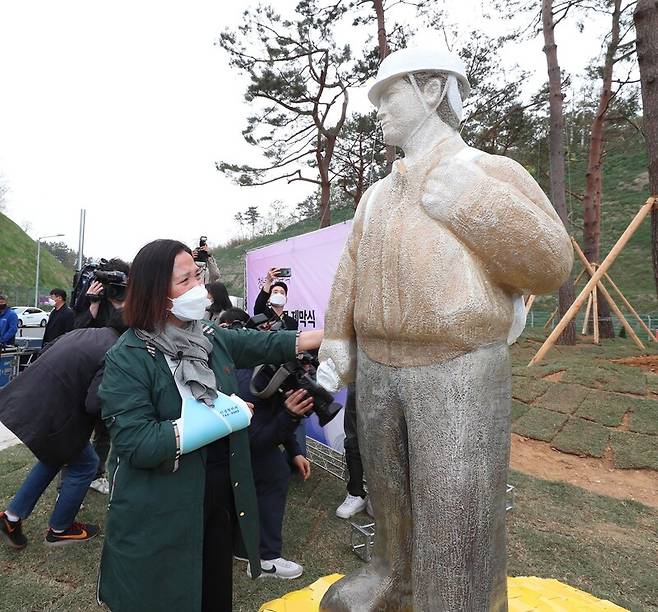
left=249, top=364, right=290, bottom=399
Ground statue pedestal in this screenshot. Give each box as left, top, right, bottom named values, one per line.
left=259, top=575, right=628, bottom=612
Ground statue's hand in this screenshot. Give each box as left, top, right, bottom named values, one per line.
left=421, top=157, right=486, bottom=223
left=318, top=338, right=356, bottom=391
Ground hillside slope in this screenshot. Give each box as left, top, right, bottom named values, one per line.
left=0, top=213, right=73, bottom=305
left=214, top=137, right=656, bottom=316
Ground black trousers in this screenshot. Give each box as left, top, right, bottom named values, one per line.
left=92, top=418, right=111, bottom=479
left=202, top=464, right=236, bottom=612
left=344, top=383, right=366, bottom=498
left=253, top=449, right=290, bottom=560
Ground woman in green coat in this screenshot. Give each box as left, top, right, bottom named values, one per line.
left=97, top=239, right=322, bottom=612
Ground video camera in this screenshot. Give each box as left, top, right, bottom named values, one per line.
left=230, top=314, right=341, bottom=426
left=71, top=259, right=129, bottom=308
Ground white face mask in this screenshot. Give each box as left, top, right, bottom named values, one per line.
left=169, top=284, right=211, bottom=322
left=269, top=293, right=286, bottom=307
left=47, top=298, right=56, bottom=306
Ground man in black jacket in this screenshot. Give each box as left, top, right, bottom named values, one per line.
left=0, top=311, right=126, bottom=550
left=254, top=268, right=298, bottom=331
left=42, top=288, right=75, bottom=345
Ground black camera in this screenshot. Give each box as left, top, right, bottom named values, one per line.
left=250, top=352, right=342, bottom=427
left=71, top=260, right=128, bottom=308
left=194, top=236, right=209, bottom=263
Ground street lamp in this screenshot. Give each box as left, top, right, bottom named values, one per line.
left=35, top=233, right=65, bottom=307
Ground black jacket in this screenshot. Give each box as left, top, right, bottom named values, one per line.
left=42, top=305, right=75, bottom=345
left=235, top=368, right=302, bottom=462
left=254, top=289, right=298, bottom=330
left=0, top=327, right=120, bottom=467
left=73, top=297, right=116, bottom=329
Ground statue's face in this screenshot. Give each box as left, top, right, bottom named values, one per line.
left=376, top=76, right=439, bottom=147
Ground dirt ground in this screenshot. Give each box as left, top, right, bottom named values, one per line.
left=613, top=354, right=658, bottom=373
left=510, top=433, right=658, bottom=508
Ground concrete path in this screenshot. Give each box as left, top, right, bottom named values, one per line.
left=0, top=422, right=20, bottom=451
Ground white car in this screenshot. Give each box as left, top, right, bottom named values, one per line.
left=11, top=307, right=50, bottom=328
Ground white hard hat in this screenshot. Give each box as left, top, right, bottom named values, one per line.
left=367, top=46, right=471, bottom=106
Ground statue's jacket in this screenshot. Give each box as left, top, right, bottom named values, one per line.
left=324, top=133, right=573, bottom=368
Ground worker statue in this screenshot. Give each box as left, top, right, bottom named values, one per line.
left=317, top=45, right=573, bottom=611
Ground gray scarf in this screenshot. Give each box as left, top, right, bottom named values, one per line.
left=136, top=321, right=218, bottom=406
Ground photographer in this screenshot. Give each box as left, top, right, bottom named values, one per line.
left=192, top=237, right=220, bottom=284
left=254, top=268, right=297, bottom=330
left=72, top=258, right=129, bottom=496
left=0, top=309, right=127, bottom=550
left=73, top=258, right=130, bottom=329
left=219, top=308, right=310, bottom=580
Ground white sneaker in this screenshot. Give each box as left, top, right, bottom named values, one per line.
left=336, top=494, right=367, bottom=519
left=89, top=477, right=110, bottom=495
left=247, top=557, right=304, bottom=579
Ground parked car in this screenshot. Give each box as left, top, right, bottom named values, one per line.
left=11, top=307, right=50, bottom=328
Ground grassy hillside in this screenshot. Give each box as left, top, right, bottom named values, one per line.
left=213, top=206, right=355, bottom=297
left=0, top=213, right=73, bottom=305
left=214, top=135, right=657, bottom=316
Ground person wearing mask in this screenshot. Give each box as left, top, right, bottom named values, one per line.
left=42, top=288, right=75, bottom=345
left=219, top=308, right=311, bottom=580
left=73, top=260, right=129, bottom=496
left=0, top=309, right=127, bottom=550
left=205, top=281, right=233, bottom=324
left=96, top=239, right=323, bottom=612
left=254, top=268, right=298, bottom=330
left=0, top=295, right=18, bottom=347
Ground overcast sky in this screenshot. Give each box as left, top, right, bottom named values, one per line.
left=0, top=0, right=606, bottom=262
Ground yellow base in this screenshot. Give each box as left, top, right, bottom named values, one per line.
left=259, top=575, right=628, bottom=612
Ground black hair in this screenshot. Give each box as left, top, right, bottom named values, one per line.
left=218, top=308, right=250, bottom=325
left=104, top=258, right=131, bottom=275
left=206, top=282, right=232, bottom=313
left=271, top=281, right=288, bottom=295
left=49, top=288, right=67, bottom=301
left=123, top=239, right=192, bottom=332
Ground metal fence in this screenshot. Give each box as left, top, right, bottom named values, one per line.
left=526, top=309, right=657, bottom=340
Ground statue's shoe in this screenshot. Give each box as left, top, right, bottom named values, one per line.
left=319, top=563, right=411, bottom=612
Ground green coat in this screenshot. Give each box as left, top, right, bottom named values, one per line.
left=97, top=324, right=297, bottom=612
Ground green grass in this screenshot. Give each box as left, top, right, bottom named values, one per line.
left=610, top=431, right=658, bottom=470
left=628, top=400, right=658, bottom=435
left=551, top=417, right=610, bottom=458
left=511, top=376, right=549, bottom=403
left=511, top=333, right=658, bottom=468
left=1, top=445, right=657, bottom=611
left=512, top=407, right=569, bottom=441
left=575, top=390, right=636, bottom=427
left=0, top=213, right=73, bottom=302
left=534, top=383, right=589, bottom=414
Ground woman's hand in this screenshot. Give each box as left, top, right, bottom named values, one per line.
left=284, top=389, right=314, bottom=417
left=292, top=455, right=311, bottom=481
left=297, top=330, right=324, bottom=353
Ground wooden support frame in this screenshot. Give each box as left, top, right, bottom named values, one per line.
left=582, top=293, right=593, bottom=335
left=529, top=197, right=656, bottom=366
left=571, top=239, right=645, bottom=349
left=603, top=272, right=658, bottom=341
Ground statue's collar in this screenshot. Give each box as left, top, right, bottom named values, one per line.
left=393, top=132, right=467, bottom=175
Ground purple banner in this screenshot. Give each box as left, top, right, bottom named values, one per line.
left=245, top=221, right=352, bottom=450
